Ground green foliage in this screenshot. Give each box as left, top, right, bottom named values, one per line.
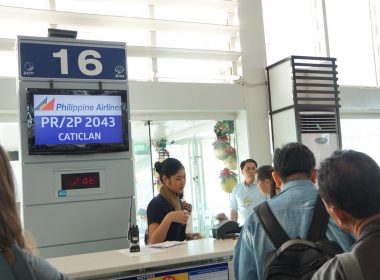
left=214, top=120, right=234, bottom=137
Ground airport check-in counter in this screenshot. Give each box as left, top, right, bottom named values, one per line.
left=17, top=36, right=135, bottom=257
left=47, top=238, right=237, bottom=280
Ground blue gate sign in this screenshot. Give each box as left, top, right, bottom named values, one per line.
left=19, top=42, right=127, bottom=80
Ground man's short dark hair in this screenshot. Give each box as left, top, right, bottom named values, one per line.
left=273, top=142, right=316, bottom=180
left=240, top=159, right=258, bottom=170
left=318, top=150, right=380, bottom=219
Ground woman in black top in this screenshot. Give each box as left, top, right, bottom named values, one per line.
left=147, top=158, right=200, bottom=244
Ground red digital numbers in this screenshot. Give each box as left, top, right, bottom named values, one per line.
left=71, top=176, right=96, bottom=187
left=62, top=172, right=100, bottom=190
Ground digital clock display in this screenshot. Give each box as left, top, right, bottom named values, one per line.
left=61, top=172, right=100, bottom=190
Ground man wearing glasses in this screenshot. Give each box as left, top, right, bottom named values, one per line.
left=217, top=159, right=267, bottom=225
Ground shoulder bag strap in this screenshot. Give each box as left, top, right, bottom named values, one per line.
left=10, top=245, right=36, bottom=280
left=307, top=195, right=329, bottom=242
left=254, top=201, right=290, bottom=248
left=337, top=253, right=364, bottom=280
left=0, top=249, right=15, bottom=279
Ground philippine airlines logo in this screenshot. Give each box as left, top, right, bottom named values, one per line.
left=35, top=97, right=55, bottom=111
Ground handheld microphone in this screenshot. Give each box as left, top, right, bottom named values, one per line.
left=128, top=196, right=140, bottom=252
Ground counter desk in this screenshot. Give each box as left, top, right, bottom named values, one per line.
left=47, top=238, right=237, bottom=279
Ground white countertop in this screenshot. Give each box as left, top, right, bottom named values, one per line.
left=47, top=238, right=237, bottom=279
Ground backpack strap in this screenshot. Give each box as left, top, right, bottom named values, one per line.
left=254, top=201, right=289, bottom=248
left=307, top=196, right=329, bottom=242
left=337, top=253, right=364, bottom=280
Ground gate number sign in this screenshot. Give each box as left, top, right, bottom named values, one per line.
left=19, top=42, right=127, bottom=80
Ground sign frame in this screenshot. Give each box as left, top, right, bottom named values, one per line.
left=18, top=36, right=127, bottom=81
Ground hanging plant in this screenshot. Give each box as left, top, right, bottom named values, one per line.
left=212, top=140, right=230, bottom=160
left=219, top=168, right=238, bottom=193
left=212, top=120, right=238, bottom=192
left=214, top=120, right=234, bottom=137
left=224, top=146, right=237, bottom=170
left=154, top=138, right=170, bottom=160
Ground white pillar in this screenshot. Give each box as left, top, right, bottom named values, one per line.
left=237, top=0, right=272, bottom=165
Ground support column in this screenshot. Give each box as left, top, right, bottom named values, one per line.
left=237, top=0, right=272, bottom=165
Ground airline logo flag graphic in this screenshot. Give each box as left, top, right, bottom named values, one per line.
left=35, top=97, right=55, bottom=111
left=33, top=94, right=123, bottom=145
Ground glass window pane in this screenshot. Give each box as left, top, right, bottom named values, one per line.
left=341, top=118, right=380, bottom=164
left=57, top=25, right=151, bottom=46
left=55, top=0, right=149, bottom=17
left=131, top=121, right=154, bottom=243
left=0, top=122, right=19, bottom=152
left=156, top=31, right=232, bottom=51
left=326, top=0, right=376, bottom=86
left=0, top=51, right=17, bottom=77
left=155, top=6, right=230, bottom=25
left=262, top=0, right=318, bottom=65
left=127, top=57, right=153, bottom=81
left=157, top=58, right=233, bottom=83
left=0, top=20, right=49, bottom=38
left=0, top=0, right=49, bottom=9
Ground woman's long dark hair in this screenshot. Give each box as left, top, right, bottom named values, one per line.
left=256, top=165, right=276, bottom=198
left=0, top=145, right=26, bottom=263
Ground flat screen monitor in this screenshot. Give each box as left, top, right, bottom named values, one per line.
left=26, top=88, right=130, bottom=155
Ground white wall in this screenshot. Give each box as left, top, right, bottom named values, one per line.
left=129, top=81, right=245, bottom=112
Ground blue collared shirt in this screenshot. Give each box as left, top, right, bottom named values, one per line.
left=233, top=179, right=355, bottom=280
left=230, top=181, right=267, bottom=225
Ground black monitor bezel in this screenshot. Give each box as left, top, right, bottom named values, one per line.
left=26, top=88, right=130, bottom=155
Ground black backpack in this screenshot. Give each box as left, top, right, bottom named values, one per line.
left=254, top=196, right=343, bottom=280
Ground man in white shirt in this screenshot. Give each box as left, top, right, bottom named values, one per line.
left=217, top=159, right=267, bottom=225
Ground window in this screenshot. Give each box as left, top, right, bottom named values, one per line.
left=262, top=0, right=320, bottom=65
left=0, top=0, right=48, bottom=9
left=156, top=31, right=232, bottom=51
left=341, top=118, right=380, bottom=164
left=326, top=0, right=377, bottom=86
left=0, top=1, right=240, bottom=83
left=55, top=0, right=149, bottom=17
left=154, top=6, right=231, bottom=25
left=157, top=58, right=233, bottom=83
left=262, top=0, right=380, bottom=87
left=0, top=51, right=17, bottom=77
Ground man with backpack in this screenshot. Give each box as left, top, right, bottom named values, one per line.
left=233, top=142, right=355, bottom=280
left=312, top=150, right=380, bottom=279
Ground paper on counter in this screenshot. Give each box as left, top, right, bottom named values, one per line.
left=148, top=240, right=187, bottom=248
